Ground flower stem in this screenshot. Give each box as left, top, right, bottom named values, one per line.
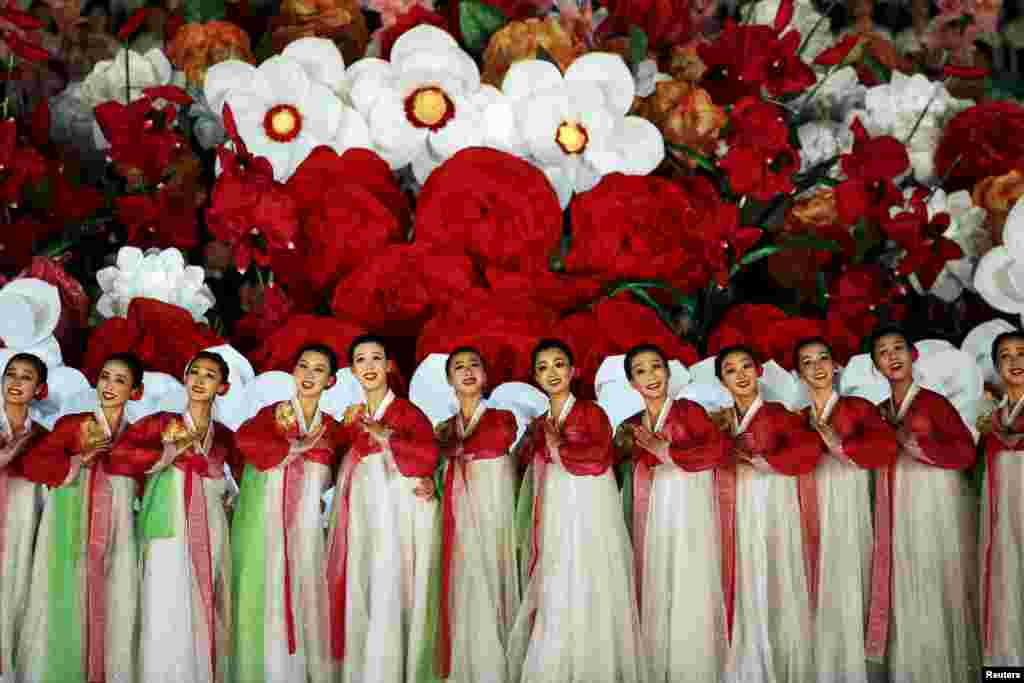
left=799, top=0, right=843, bottom=56
left=2, top=55, right=15, bottom=119
left=125, top=48, right=130, bottom=103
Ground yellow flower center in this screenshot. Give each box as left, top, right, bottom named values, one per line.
left=263, top=104, right=303, bottom=142
left=556, top=121, right=588, bottom=154
left=411, top=88, right=449, bottom=127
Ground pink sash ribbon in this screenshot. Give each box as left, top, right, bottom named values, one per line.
left=796, top=471, right=821, bottom=614
left=631, top=459, right=653, bottom=612
left=865, top=464, right=894, bottom=660
left=0, top=466, right=7, bottom=675
left=281, top=456, right=305, bottom=656
left=981, top=418, right=1013, bottom=657
left=85, top=462, right=114, bottom=683
left=715, top=465, right=737, bottom=645
left=326, top=452, right=360, bottom=661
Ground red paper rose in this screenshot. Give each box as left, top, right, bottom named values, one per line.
left=274, top=147, right=409, bottom=307
left=935, top=101, right=1024, bottom=192
left=565, top=173, right=716, bottom=294
left=415, top=148, right=562, bottom=275
left=484, top=267, right=606, bottom=314
left=0, top=216, right=62, bottom=273
left=331, top=244, right=480, bottom=338
left=83, top=298, right=224, bottom=381
left=707, top=303, right=824, bottom=369
left=248, top=314, right=368, bottom=373
left=416, top=289, right=560, bottom=388
left=556, top=297, right=699, bottom=398
left=231, top=284, right=294, bottom=354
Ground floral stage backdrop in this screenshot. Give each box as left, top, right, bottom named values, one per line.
left=0, top=0, right=1023, bottom=396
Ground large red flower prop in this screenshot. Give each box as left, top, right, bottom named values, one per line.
left=835, top=118, right=909, bottom=225
left=934, top=101, right=1024, bottom=192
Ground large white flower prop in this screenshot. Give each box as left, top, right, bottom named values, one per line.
left=500, top=52, right=665, bottom=208
left=976, top=196, right=1024, bottom=320
left=96, top=247, right=216, bottom=324
left=594, top=354, right=692, bottom=430
left=895, top=188, right=989, bottom=302
left=857, top=73, right=973, bottom=183
left=347, top=26, right=514, bottom=183
left=81, top=48, right=182, bottom=108
left=204, top=38, right=371, bottom=182
left=0, top=278, right=64, bottom=367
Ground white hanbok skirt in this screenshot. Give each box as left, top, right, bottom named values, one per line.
left=507, top=465, right=646, bottom=683
left=983, top=450, right=1024, bottom=666
left=0, top=475, right=40, bottom=681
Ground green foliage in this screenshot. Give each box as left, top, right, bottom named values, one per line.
left=459, top=0, right=508, bottom=53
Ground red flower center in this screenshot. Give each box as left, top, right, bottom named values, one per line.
left=404, top=87, right=455, bottom=131
left=263, top=104, right=303, bottom=143
left=556, top=121, right=588, bottom=155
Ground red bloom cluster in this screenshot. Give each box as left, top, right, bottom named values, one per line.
left=720, top=98, right=798, bottom=201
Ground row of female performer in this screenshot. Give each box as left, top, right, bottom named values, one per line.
left=0, top=324, right=1013, bottom=683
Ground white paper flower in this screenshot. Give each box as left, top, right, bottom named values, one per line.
left=890, top=188, right=989, bottom=302
left=347, top=26, right=514, bottom=183
left=976, top=196, right=1024, bottom=319
left=861, top=73, right=973, bottom=183
left=96, top=247, right=216, bottom=323
left=751, top=0, right=835, bottom=62
left=796, top=121, right=851, bottom=172
left=80, top=48, right=183, bottom=108
left=204, top=38, right=371, bottom=181
left=501, top=52, right=664, bottom=208
left=804, top=66, right=865, bottom=121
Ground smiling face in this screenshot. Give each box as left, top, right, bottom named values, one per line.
left=720, top=351, right=758, bottom=402
left=534, top=347, right=572, bottom=398
left=97, top=360, right=136, bottom=409
left=629, top=351, right=669, bottom=402
left=447, top=350, right=486, bottom=399
left=185, top=357, right=225, bottom=404
left=293, top=350, right=334, bottom=400
left=873, top=333, right=913, bottom=383
left=997, top=337, right=1024, bottom=391
left=352, top=342, right=388, bottom=393
left=3, top=360, right=41, bottom=406
left=797, top=342, right=835, bottom=392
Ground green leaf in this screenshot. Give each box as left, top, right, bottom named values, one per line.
left=815, top=269, right=828, bottom=310
left=666, top=142, right=718, bottom=175
left=730, top=245, right=782, bottom=276
left=728, top=235, right=840, bottom=276
left=629, top=25, right=649, bottom=66
left=852, top=219, right=878, bottom=264
left=183, top=0, right=224, bottom=24
left=459, top=0, right=508, bottom=53
left=985, top=74, right=1024, bottom=103
left=861, top=53, right=891, bottom=84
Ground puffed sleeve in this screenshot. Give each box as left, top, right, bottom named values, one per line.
left=836, top=397, right=899, bottom=469
left=234, top=406, right=290, bottom=471
left=555, top=401, right=614, bottom=476
left=756, top=406, right=821, bottom=476
left=19, top=414, right=80, bottom=486
left=110, top=413, right=168, bottom=473
left=387, top=400, right=440, bottom=478
left=908, top=392, right=977, bottom=470
left=667, top=400, right=730, bottom=472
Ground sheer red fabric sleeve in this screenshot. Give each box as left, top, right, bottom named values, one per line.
left=234, top=406, right=290, bottom=471
left=556, top=400, right=614, bottom=476
left=909, top=391, right=977, bottom=470
left=110, top=413, right=168, bottom=473
left=386, top=399, right=440, bottom=478
left=835, top=396, right=898, bottom=469
left=757, top=404, right=821, bottom=476
left=667, top=400, right=730, bottom=472
left=214, top=422, right=244, bottom=482
left=19, top=414, right=80, bottom=486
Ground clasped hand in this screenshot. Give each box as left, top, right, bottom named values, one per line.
left=632, top=425, right=670, bottom=462
left=81, top=437, right=113, bottom=465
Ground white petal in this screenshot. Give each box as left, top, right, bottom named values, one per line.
left=1004, top=196, right=1024, bottom=256
left=520, top=93, right=570, bottom=165
left=395, top=47, right=480, bottom=94
left=502, top=60, right=564, bottom=101
left=483, top=97, right=525, bottom=155
left=282, top=37, right=346, bottom=90
left=300, top=82, right=343, bottom=139
left=116, top=246, right=144, bottom=272
left=368, top=92, right=429, bottom=168
left=204, top=61, right=259, bottom=119
left=573, top=159, right=603, bottom=193
left=590, top=115, right=664, bottom=175
left=279, top=132, right=321, bottom=181
left=975, top=247, right=1024, bottom=313
left=144, top=48, right=173, bottom=85
left=96, top=266, right=120, bottom=293
left=331, top=105, right=372, bottom=152
left=429, top=100, right=484, bottom=158
left=225, top=92, right=271, bottom=143
left=257, top=56, right=311, bottom=105
left=564, top=81, right=609, bottom=120
left=564, top=52, right=635, bottom=117
left=412, top=148, right=444, bottom=185
left=390, top=25, right=460, bottom=67
left=349, top=66, right=395, bottom=120
left=541, top=163, right=574, bottom=209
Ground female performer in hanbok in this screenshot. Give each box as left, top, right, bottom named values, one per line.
left=616, top=344, right=731, bottom=683
left=113, top=351, right=240, bottom=683
left=978, top=330, right=1024, bottom=666
left=792, top=338, right=897, bottom=683
left=324, top=334, right=439, bottom=683
left=231, top=344, right=342, bottom=683
left=0, top=354, right=47, bottom=681
left=715, top=345, right=820, bottom=683
left=865, top=327, right=979, bottom=683
left=434, top=347, right=520, bottom=682
left=507, top=339, right=645, bottom=683
left=17, top=353, right=147, bottom=683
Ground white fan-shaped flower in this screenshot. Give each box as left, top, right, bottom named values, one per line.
left=81, top=48, right=181, bottom=108
left=204, top=37, right=371, bottom=181
left=976, top=196, right=1024, bottom=320
left=347, top=26, right=515, bottom=183
left=594, top=354, right=692, bottom=430
left=962, top=318, right=1018, bottom=386
left=95, top=246, right=216, bottom=323
left=501, top=52, right=665, bottom=208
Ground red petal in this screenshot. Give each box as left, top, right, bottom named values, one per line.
left=731, top=227, right=764, bottom=257
left=943, top=64, right=989, bottom=80
left=117, top=8, right=147, bottom=41
left=849, top=116, right=868, bottom=145
left=882, top=211, right=924, bottom=249
left=143, top=85, right=192, bottom=105
left=773, top=0, right=794, bottom=33
left=0, top=117, right=15, bottom=161
left=814, top=34, right=860, bottom=66
left=0, top=7, right=44, bottom=30
left=29, top=99, right=49, bottom=149
left=4, top=34, right=48, bottom=62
